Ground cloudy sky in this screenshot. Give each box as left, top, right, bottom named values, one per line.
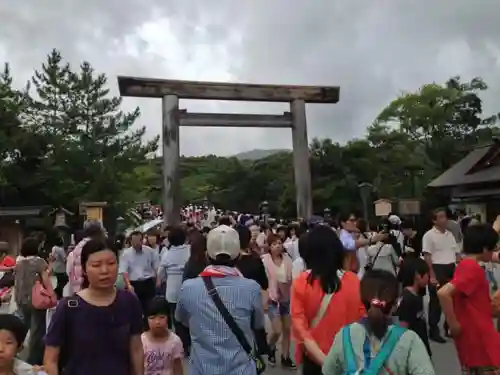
left=1, top=1, right=500, bottom=156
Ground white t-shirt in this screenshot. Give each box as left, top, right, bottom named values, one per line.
left=284, top=237, right=300, bottom=261
left=390, top=229, right=405, bottom=250
left=51, top=246, right=66, bottom=274
left=256, top=232, right=267, bottom=248
left=292, top=257, right=306, bottom=279
left=366, top=243, right=399, bottom=276
left=422, top=227, right=458, bottom=264
left=158, top=244, right=190, bottom=303
left=274, top=261, right=286, bottom=283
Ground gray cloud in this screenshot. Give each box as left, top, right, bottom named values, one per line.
left=1, top=0, right=500, bottom=156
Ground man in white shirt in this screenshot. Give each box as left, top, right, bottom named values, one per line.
left=422, top=207, right=459, bottom=343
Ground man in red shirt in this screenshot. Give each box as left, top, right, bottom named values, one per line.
left=438, top=224, right=500, bottom=374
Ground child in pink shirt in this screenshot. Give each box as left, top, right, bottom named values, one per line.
left=142, top=297, right=184, bottom=375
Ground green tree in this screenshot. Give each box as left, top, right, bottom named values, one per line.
left=25, top=49, right=158, bottom=211
left=375, top=76, right=498, bottom=172
left=366, top=123, right=428, bottom=198
left=0, top=64, right=23, bottom=187
left=0, top=63, right=52, bottom=205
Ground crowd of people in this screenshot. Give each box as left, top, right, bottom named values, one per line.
left=0, top=208, right=499, bottom=374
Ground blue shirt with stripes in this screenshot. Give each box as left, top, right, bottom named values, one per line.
left=176, top=273, right=265, bottom=375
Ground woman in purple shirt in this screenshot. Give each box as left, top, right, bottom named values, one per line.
left=44, top=239, right=144, bottom=375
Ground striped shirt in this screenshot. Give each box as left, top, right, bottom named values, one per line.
left=175, top=274, right=264, bottom=375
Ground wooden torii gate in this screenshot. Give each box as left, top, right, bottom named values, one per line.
left=117, top=77, right=340, bottom=225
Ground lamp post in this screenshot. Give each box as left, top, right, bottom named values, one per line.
left=260, top=201, right=269, bottom=225
left=404, top=167, right=424, bottom=197
left=116, top=216, right=126, bottom=233
left=358, top=182, right=373, bottom=222
left=323, top=208, right=331, bottom=221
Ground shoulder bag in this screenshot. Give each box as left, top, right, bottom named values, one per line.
left=292, top=271, right=341, bottom=363
left=311, top=292, right=335, bottom=328
left=308, top=269, right=344, bottom=328
left=202, top=276, right=266, bottom=374
left=32, top=271, right=57, bottom=310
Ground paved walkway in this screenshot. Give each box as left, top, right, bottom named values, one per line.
left=182, top=340, right=457, bottom=374
left=263, top=339, right=459, bottom=375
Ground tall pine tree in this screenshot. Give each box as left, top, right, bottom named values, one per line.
left=28, top=49, right=159, bottom=210
left=0, top=64, right=22, bottom=186
left=0, top=63, right=48, bottom=205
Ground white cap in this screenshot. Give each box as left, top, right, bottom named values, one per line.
left=207, top=225, right=240, bottom=260
left=388, top=215, right=402, bottom=225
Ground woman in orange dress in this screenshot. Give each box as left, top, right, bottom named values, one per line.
left=291, top=225, right=365, bottom=375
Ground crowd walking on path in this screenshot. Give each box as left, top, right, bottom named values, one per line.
left=0, top=209, right=499, bottom=374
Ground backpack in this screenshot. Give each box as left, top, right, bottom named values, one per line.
left=342, top=324, right=406, bottom=375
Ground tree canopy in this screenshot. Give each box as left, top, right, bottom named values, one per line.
left=0, top=49, right=158, bottom=218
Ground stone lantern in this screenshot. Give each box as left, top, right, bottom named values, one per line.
left=50, top=207, right=74, bottom=246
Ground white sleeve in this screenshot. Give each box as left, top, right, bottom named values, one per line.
left=284, top=240, right=299, bottom=261
left=118, top=250, right=129, bottom=274
left=66, top=252, right=74, bottom=276
left=421, top=232, right=433, bottom=254
left=256, top=233, right=266, bottom=248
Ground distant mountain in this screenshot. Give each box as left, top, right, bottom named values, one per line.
left=233, top=149, right=290, bottom=161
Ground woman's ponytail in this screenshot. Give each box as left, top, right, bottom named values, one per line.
left=360, top=270, right=399, bottom=339
left=366, top=298, right=390, bottom=339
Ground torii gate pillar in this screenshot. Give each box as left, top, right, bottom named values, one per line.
left=118, top=77, right=340, bottom=225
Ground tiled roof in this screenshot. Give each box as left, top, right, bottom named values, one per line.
left=428, top=144, right=500, bottom=187
left=0, top=206, right=48, bottom=217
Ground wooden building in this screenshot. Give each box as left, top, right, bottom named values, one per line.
left=0, top=206, right=50, bottom=255
left=427, top=140, right=500, bottom=222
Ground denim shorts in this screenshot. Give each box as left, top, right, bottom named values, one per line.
left=268, top=300, right=290, bottom=319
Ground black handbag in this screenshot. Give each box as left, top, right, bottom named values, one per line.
left=202, top=277, right=266, bottom=374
